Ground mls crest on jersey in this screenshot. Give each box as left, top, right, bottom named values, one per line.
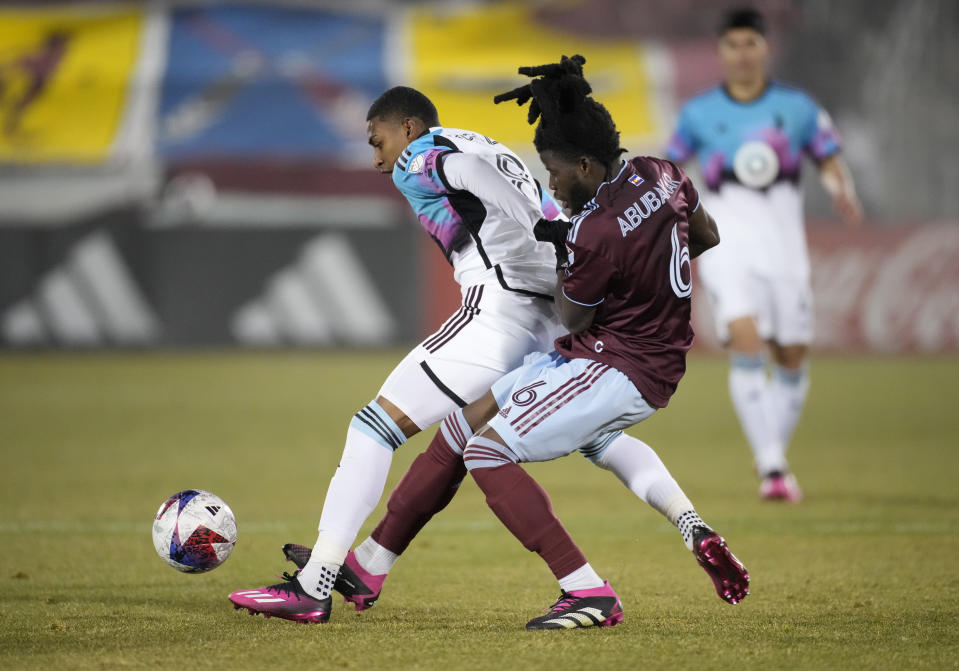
left=408, top=154, right=425, bottom=174
left=628, top=174, right=644, bottom=187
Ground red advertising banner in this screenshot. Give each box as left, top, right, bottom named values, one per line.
left=425, top=222, right=959, bottom=353
left=688, top=222, right=959, bottom=353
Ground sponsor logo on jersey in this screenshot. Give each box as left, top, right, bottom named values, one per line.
left=616, top=174, right=682, bottom=237
left=498, top=405, right=512, bottom=418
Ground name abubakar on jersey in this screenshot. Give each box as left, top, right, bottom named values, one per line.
left=616, top=173, right=684, bottom=237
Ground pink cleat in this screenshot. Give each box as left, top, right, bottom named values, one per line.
left=228, top=572, right=332, bottom=623
left=525, top=580, right=624, bottom=630
left=691, top=527, right=750, bottom=604
left=283, top=544, right=385, bottom=611
left=760, top=472, right=803, bottom=503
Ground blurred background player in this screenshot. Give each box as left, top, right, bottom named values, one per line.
left=453, top=54, right=746, bottom=629
left=228, top=87, right=567, bottom=622
left=665, top=7, right=863, bottom=502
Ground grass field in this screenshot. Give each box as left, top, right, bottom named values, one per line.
left=1, top=351, right=957, bottom=670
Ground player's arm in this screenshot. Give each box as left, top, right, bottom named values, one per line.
left=439, top=152, right=542, bottom=228
left=552, top=239, right=616, bottom=335
left=818, top=154, right=863, bottom=228
left=555, top=270, right=597, bottom=334
left=530, top=218, right=595, bottom=332
left=801, top=95, right=863, bottom=228
left=688, top=203, right=720, bottom=259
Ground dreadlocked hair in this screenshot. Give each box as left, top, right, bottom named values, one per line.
left=493, top=54, right=625, bottom=166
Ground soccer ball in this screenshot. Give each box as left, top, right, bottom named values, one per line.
left=152, top=489, right=237, bottom=573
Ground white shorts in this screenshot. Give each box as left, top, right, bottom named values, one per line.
left=698, top=262, right=814, bottom=345
left=379, top=285, right=564, bottom=430
left=487, top=351, right=656, bottom=463
left=698, top=182, right=814, bottom=345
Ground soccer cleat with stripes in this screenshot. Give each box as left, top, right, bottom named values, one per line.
left=691, top=526, right=750, bottom=605
left=760, top=472, right=803, bottom=503
left=283, top=543, right=384, bottom=611
left=228, top=572, right=332, bottom=624
left=525, top=580, right=623, bottom=630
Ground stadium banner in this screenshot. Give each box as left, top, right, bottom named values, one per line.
left=0, top=5, right=154, bottom=164
left=0, top=212, right=421, bottom=347
left=400, top=3, right=671, bottom=154
left=422, top=222, right=959, bottom=353
left=688, top=223, right=959, bottom=353
left=158, top=5, right=387, bottom=166
left=2, top=218, right=957, bottom=351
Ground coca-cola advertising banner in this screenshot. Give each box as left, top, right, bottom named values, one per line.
left=688, top=223, right=959, bottom=352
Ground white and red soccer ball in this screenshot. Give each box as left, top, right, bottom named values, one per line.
left=152, top=489, right=237, bottom=573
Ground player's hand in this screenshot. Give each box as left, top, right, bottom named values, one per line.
left=834, top=191, right=863, bottom=229
left=533, top=218, right=572, bottom=269
left=533, top=218, right=570, bottom=245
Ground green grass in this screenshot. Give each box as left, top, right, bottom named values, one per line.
left=1, top=351, right=957, bottom=670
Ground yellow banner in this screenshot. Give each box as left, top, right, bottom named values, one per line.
left=406, top=4, right=662, bottom=155
left=0, top=8, right=143, bottom=163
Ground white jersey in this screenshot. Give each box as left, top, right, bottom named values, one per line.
left=392, top=127, right=563, bottom=298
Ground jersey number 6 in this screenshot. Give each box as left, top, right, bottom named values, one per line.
left=669, top=222, right=692, bottom=299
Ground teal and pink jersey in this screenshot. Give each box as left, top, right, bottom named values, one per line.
left=666, top=81, right=840, bottom=191
left=392, top=127, right=561, bottom=297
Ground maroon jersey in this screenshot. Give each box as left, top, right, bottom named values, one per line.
left=554, top=157, right=700, bottom=407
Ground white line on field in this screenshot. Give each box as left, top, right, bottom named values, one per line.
left=0, top=520, right=955, bottom=535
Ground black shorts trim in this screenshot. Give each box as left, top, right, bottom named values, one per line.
left=419, top=361, right=467, bottom=408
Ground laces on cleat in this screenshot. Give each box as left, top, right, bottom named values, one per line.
left=544, top=593, right=577, bottom=614
left=525, top=582, right=623, bottom=630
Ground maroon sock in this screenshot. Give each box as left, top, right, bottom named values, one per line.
left=470, top=462, right=587, bottom=580
left=370, top=430, right=467, bottom=555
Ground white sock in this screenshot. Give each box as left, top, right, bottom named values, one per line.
left=595, top=434, right=686, bottom=510
left=729, top=354, right=787, bottom=476
left=298, top=422, right=397, bottom=599
left=770, top=364, right=810, bottom=449
left=558, top=563, right=604, bottom=592
left=354, top=537, right=398, bottom=576
left=297, top=557, right=342, bottom=600
left=592, top=434, right=703, bottom=550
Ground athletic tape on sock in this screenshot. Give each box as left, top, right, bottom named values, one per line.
left=773, top=364, right=807, bottom=385
left=730, top=353, right=766, bottom=370
left=676, top=510, right=708, bottom=551
left=463, top=435, right=519, bottom=471
left=439, top=408, right=472, bottom=455
left=350, top=400, right=408, bottom=451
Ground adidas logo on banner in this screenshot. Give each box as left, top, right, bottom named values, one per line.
left=206, top=505, right=221, bottom=516
left=231, top=234, right=395, bottom=346
left=1, top=231, right=160, bottom=346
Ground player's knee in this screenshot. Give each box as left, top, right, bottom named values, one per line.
left=463, top=435, right=518, bottom=471
left=771, top=344, right=808, bottom=370
left=726, top=317, right=763, bottom=354
left=350, top=400, right=409, bottom=451
left=374, top=395, right=421, bottom=438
